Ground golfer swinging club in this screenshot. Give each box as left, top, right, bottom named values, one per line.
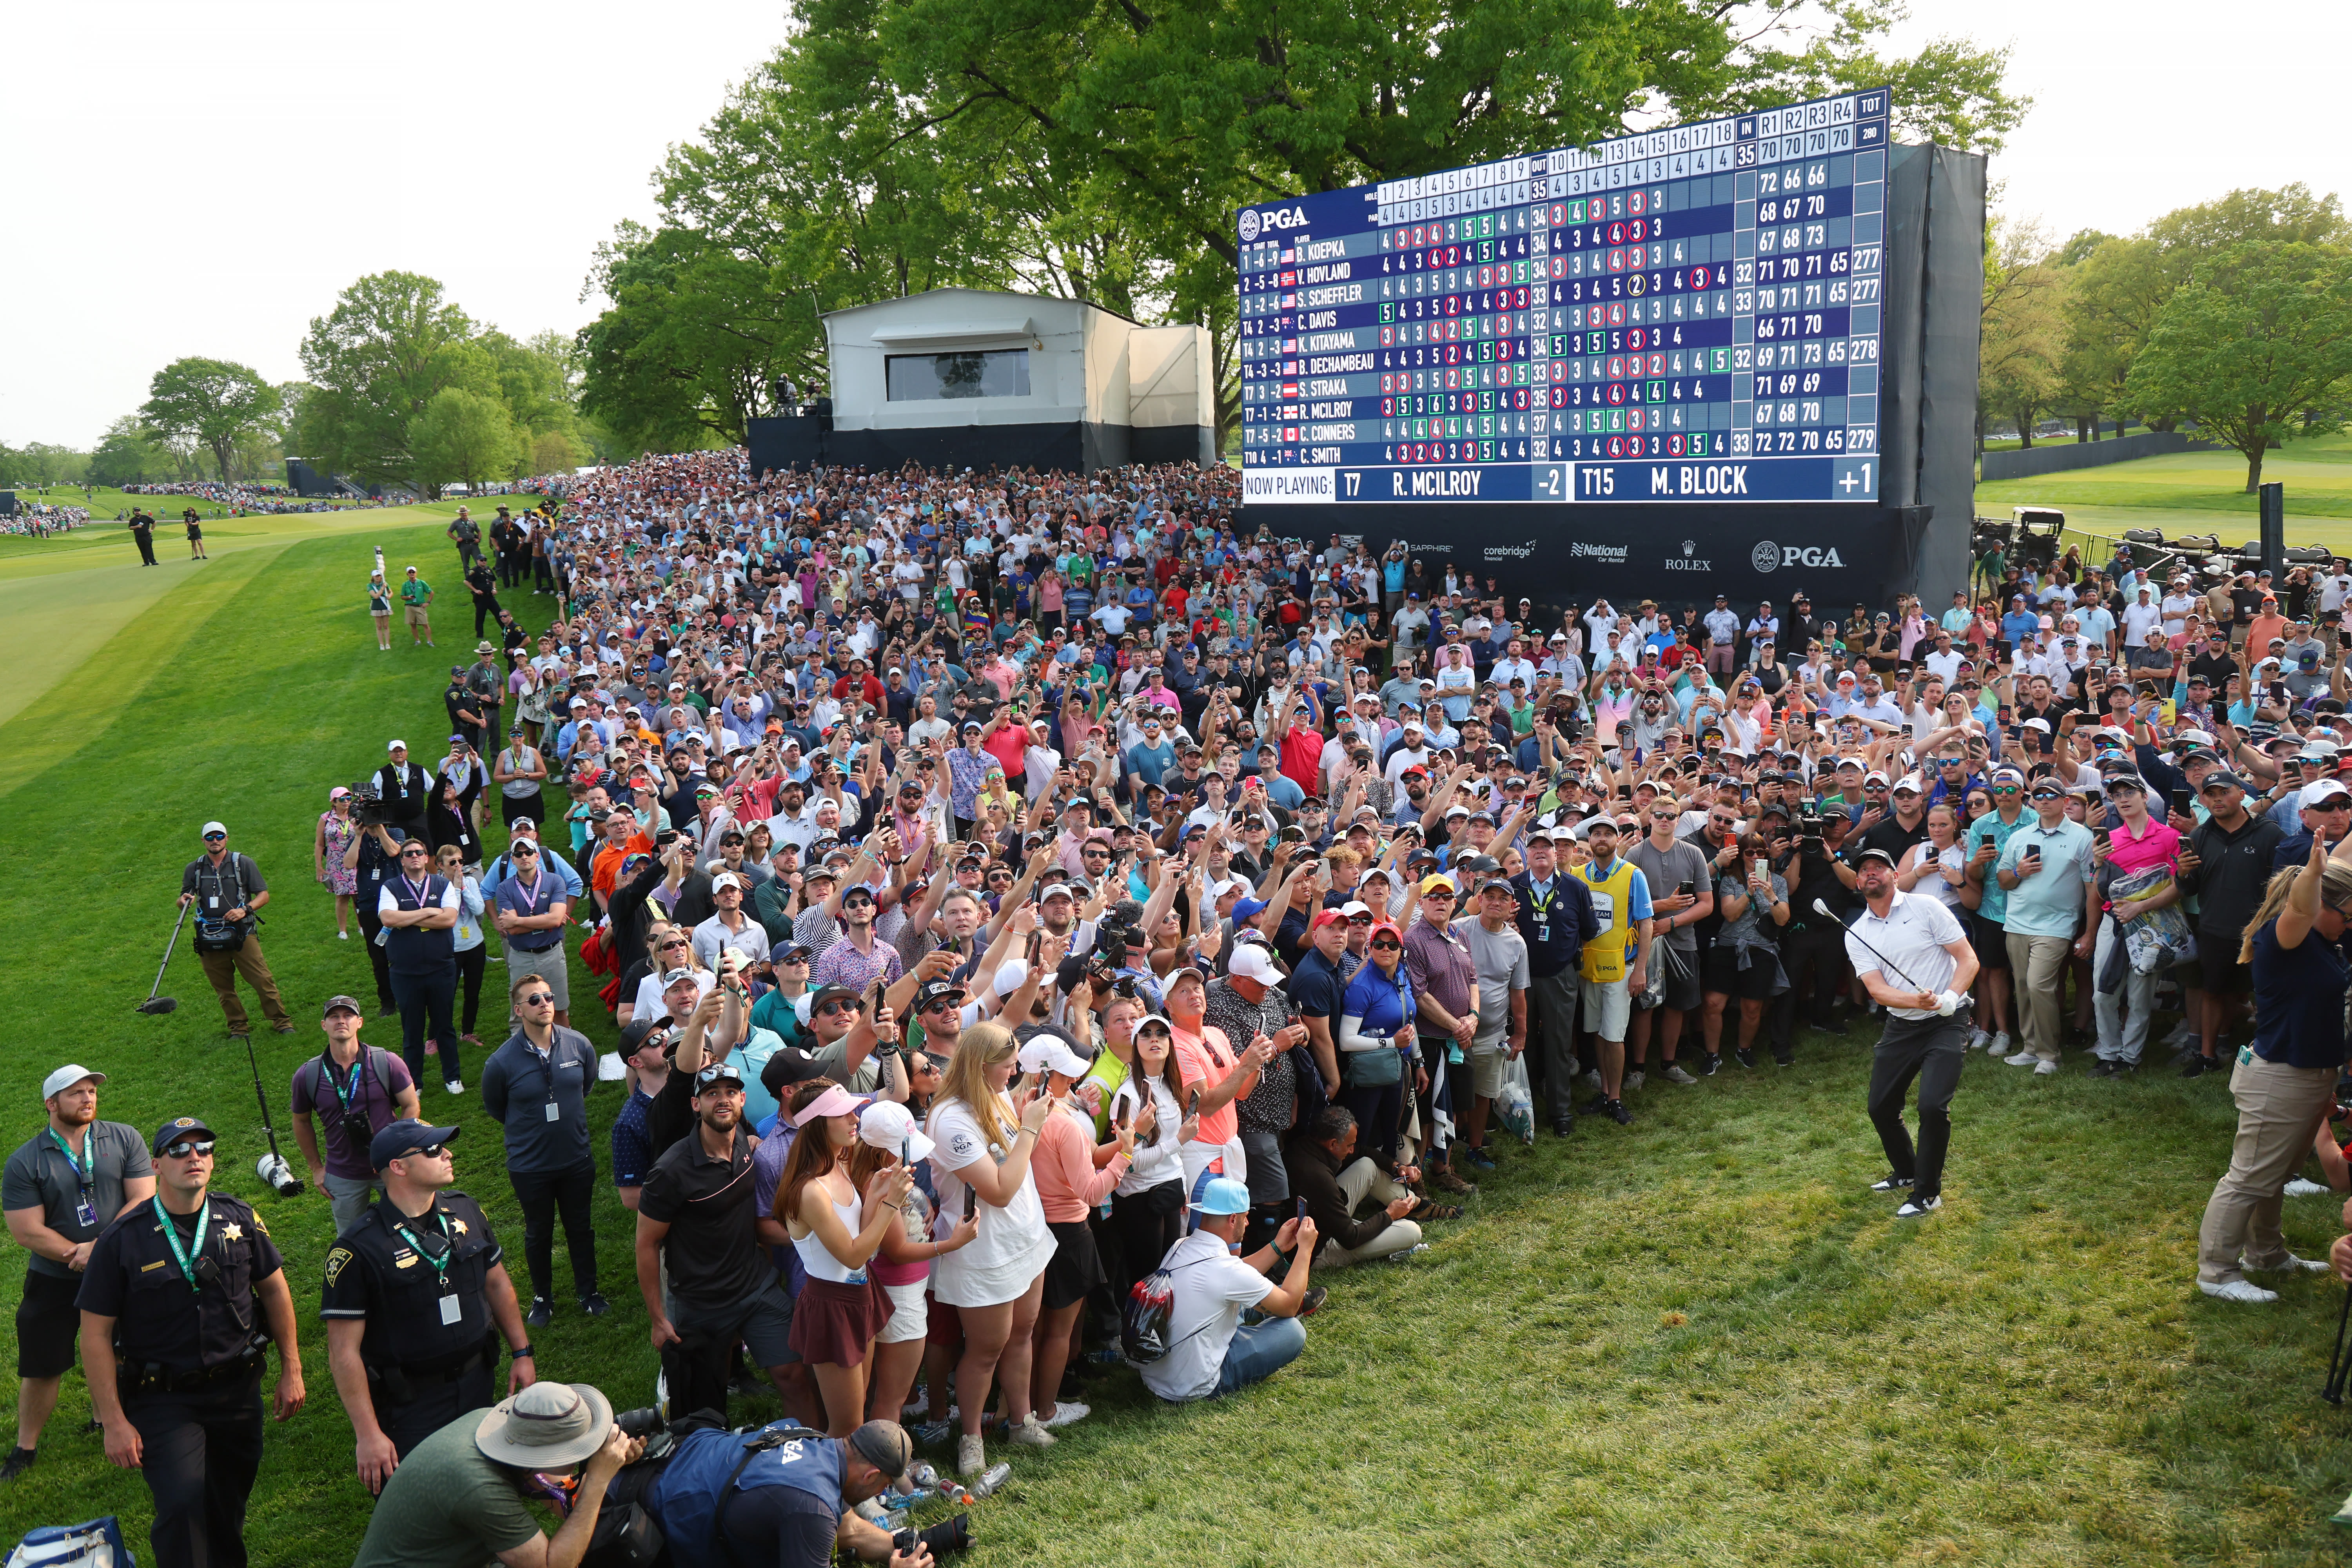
left=1838, top=845, right=1980, bottom=1218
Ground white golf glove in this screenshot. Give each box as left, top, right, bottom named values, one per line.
left=1933, top=989, right=1964, bottom=1017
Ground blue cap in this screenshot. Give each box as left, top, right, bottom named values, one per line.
left=1195, top=1177, right=1253, bottom=1216
left=369, top=1118, right=461, bottom=1171
left=1231, top=897, right=1269, bottom=922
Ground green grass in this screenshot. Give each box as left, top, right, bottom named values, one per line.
left=1974, top=432, right=2352, bottom=553
left=10, top=525, right=2352, bottom=1563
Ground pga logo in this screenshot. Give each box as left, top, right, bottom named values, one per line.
left=1240, top=206, right=1308, bottom=242
left=1750, top=542, right=1846, bottom=573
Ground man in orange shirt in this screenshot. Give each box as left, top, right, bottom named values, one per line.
left=588, top=808, right=654, bottom=912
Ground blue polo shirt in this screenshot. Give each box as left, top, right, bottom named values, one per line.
left=1993, top=817, right=2095, bottom=938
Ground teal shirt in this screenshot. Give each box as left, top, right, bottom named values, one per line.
left=1993, top=817, right=2096, bottom=938
left=1963, top=809, right=2031, bottom=924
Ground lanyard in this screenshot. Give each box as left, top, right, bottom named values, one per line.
left=153, top=1198, right=210, bottom=1293
left=391, top=1207, right=456, bottom=1292
left=50, top=1128, right=92, bottom=1188
left=324, top=1052, right=365, bottom=1113
left=514, top=873, right=544, bottom=914
left=400, top=873, right=434, bottom=907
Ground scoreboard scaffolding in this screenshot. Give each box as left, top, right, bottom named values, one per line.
left=1237, top=88, right=1892, bottom=507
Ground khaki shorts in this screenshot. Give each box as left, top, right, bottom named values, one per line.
left=1470, top=1043, right=1508, bottom=1099
left=1580, top=975, right=1632, bottom=1042
left=404, top=604, right=430, bottom=625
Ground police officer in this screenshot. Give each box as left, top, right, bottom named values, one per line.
left=77, top=1116, right=306, bottom=1568
left=2, top=1065, right=155, bottom=1483
left=322, top=1119, right=535, bottom=1493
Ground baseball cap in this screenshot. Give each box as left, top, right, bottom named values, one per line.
left=151, top=1115, right=218, bottom=1154
left=1195, top=1176, right=1253, bottom=1216
left=2301, top=779, right=2351, bottom=809
left=858, top=1102, right=935, bottom=1165
left=200, top=820, right=227, bottom=838
left=1014, top=1032, right=1093, bottom=1079
left=368, top=1118, right=459, bottom=1169
left=1419, top=873, right=1457, bottom=895
left=322, top=995, right=363, bottom=1018
left=693, top=1061, right=746, bottom=1093
left=40, top=1065, right=105, bottom=1100
left=1855, top=846, right=1899, bottom=868
left=661, top=966, right=701, bottom=988
left=1229, top=944, right=1285, bottom=985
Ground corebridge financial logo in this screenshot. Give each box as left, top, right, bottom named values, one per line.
left=1483, top=539, right=1539, bottom=561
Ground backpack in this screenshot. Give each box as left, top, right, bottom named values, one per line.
left=1120, top=1262, right=1194, bottom=1367
left=301, top=1047, right=396, bottom=1104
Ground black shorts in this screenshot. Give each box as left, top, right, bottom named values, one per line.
left=1040, top=1220, right=1107, bottom=1312
left=16, top=1267, right=81, bottom=1379
left=1971, top=913, right=2011, bottom=973
left=2199, top=941, right=2251, bottom=995
left=1649, top=944, right=1703, bottom=1012
left=1702, top=945, right=1779, bottom=1002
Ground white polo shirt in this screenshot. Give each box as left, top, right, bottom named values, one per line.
left=1843, top=889, right=1965, bottom=1020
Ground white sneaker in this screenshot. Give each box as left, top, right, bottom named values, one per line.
left=1966, top=1027, right=1990, bottom=1051
left=2033, top=1060, right=2059, bottom=1076
left=1581, top=1069, right=1604, bottom=1092
left=2243, top=1251, right=2330, bottom=1275
left=1005, top=1415, right=1056, bottom=1449
left=1989, top=1031, right=2012, bottom=1056
left=1624, top=1070, right=1645, bottom=1092
left=1894, top=1194, right=1942, bottom=1218
left=445, top=1080, right=464, bottom=1094
left=2285, top=1178, right=2333, bottom=1198
left=957, top=1434, right=986, bottom=1477
left=337, top=930, right=350, bottom=941
left=2198, top=1278, right=2278, bottom=1303
left=1663, top=1064, right=1698, bottom=1085
left=2004, top=1051, right=2039, bottom=1067
left=1039, top=1401, right=1090, bottom=1429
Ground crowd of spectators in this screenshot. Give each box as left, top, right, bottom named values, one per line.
left=1, top=502, right=90, bottom=537
left=28, top=437, right=2352, bottom=1566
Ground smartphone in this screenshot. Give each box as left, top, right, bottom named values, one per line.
left=1114, top=1101, right=1132, bottom=1132
left=1677, top=878, right=1696, bottom=899
left=961, top=1185, right=978, bottom=1221
left=1295, top=1196, right=1308, bottom=1221
left=1187, top=1088, right=1201, bottom=1118
left=2171, top=787, right=2194, bottom=817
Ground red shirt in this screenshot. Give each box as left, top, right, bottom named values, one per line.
left=1280, top=726, right=1323, bottom=795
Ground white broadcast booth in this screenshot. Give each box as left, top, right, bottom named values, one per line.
left=771, top=287, right=1216, bottom=473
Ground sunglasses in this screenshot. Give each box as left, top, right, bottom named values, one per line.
left=657, top=937, right=691, bottom=950
left=1347, top=913, right=1376, bottom=924
left=203, top=832, right=226, bottom=842
left=1422, top=889, right=1455, bottom=901
left=399, top=1142, right=450, bottom=1160
left=401, top=848, right=432, bottom=858
left=510, top=845, right=539, bottom=856
left=520, top=992, right=554, bottom=1006
left=160, top=1140, right=216, bottom=1159
left=1370, top=939, right=1403, bottom=951
left=817, top=999, right=865, bottom=1017
left=780, top=950, right=811, bottom=964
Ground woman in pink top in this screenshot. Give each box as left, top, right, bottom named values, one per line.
left=1019, top=1033, right=1137, bottom=1428
left=2091, top=773, right=2184, bottom=1071
left=1169, top=967, right=1268, bottom=1195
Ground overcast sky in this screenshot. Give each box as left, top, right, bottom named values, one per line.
left=3, top=0, right=2340, bottom=448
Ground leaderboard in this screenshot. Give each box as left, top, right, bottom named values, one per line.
left=1237, top=89, right=1891, bottom=506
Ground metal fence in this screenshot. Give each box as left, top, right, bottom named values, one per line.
left=1980, top=430, right=2217, bottom=483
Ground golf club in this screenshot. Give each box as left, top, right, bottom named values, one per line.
left=2327, top=1284, right=2352, bottom=1405
left=1813, top=897, right=1930, bottom=991
left=237, top=1030, right=306, bottom=1198
left=137, top=902, right=191, bottom=1015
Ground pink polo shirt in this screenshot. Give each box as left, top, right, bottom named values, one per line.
left=2102, top=813, right=2181, bottom=912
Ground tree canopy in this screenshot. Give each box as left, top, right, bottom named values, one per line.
left=139, top=358, right=282, bottom=483
left=581, top=0, right=2027, bottom=450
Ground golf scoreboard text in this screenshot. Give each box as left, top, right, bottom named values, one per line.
left=1237, top=89, right=1891, bottom=506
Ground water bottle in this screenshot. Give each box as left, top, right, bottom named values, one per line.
left=967, top=1462, right=1014, bottom=1499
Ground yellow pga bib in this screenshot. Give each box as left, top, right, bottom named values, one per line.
left=1576, top=857, right=1639, bottom=983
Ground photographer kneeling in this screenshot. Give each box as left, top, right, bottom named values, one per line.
left=1286, top=1105, right=1422, bottom=1267
left=640, top=1417, right=947, bottom=1568
left=1138, top=1177, right=1321, bottom=1404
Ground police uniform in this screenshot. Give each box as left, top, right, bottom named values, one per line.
left=76, top=1119, right=285, bottom=1568
left=321, top=1189, right=507, bottom=1457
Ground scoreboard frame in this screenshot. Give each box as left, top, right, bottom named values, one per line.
left=1236, top=89, right=1893, bottom=510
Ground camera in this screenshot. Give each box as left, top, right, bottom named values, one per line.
left=346, top=781, right=393, bottom=827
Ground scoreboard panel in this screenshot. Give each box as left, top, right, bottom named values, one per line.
left=1237, top=89, right=1891, bottom=506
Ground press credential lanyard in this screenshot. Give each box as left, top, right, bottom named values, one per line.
left=392, top=1207, right=465, bottom=1325
left=154, top=1197, right=210, bottom=1293
left=52, top=1129, right=95, bottom=1227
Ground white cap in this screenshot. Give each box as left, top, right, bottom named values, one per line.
left=41, top=1064, right=106, bottom=1100
left=991, top=958, right=1029, bottom=997
left=1339, top=900, right=1372, bottom=918
left=1229, top=943, right=1285, bottom=986
left=711, top=871, right=744, bottom=892
left=858, top=1100, right=935, bottom=1164
left=1015, top=1033, right=1094, bottom=1080
left=200, top=820, right=227, bottom=838
left=387, top=739, right=408, bottom=751
left=2301, top=779, right=2351, bottom=809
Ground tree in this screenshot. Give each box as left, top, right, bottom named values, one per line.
left=408, top=387, right=521, bottom=499
left=2125, top=242, right=2352, bottom=492
left=529, top=428, right=586, bottom=475
left=87, top=416, right=174, bottom=486
left=298, top=272, right=494, bottom=488
left=139, top=358, right=281, bottom=482
left=1976, top=216, right=2067, bottom=451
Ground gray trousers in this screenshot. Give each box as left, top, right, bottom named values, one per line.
left=323, top=1171, right=383, bottom=1234
left=2091, top=919, right=2157, bottom=1066
left=1528, top=970, right=1579, bottom=1123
